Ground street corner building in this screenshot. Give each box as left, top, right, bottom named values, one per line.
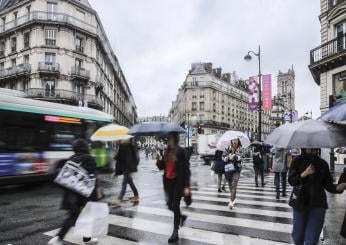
left=0, top=0, right=137, bottom=127
left=309, top=0, right=346, bottom=112
left=168, top=62, right=272, bottom=144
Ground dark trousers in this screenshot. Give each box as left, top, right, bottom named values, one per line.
left=292, top=208, right=326, bottom=245
left=57, top=208, right=90, bottom=242
left=165, top=178, right=182, bottom=230
left=274, top=172, right=287, bottom=196
left=254, top=166, right=264, bottom=186
left=118, top=172, right=138, bottom=200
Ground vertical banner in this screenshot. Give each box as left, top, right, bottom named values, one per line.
left=262, top=74, right=272, bottom=110
left=248, top=76, right=259, bottom=111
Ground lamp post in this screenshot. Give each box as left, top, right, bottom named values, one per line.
left=244, top=45, right=262, bottom=141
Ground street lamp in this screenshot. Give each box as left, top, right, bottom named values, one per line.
left=244, top=45, right=262, bottom=141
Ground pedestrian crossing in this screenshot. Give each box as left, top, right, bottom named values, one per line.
left=44, top=175, right=294, bottom=244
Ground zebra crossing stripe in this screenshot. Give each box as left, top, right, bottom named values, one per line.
left=194, top=186, right=282, bottom=195
left=191, top=190, right=289, bottom=202
left=108, top=213, right=290, bottom=245
left=44, top=228, right=140, bottom=245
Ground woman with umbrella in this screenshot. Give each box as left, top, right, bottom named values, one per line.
left=288, top=148, right=346, bottom=245
left=156, top=132, right=191, bottom=243
left=222, top=138, right=243, bottom=209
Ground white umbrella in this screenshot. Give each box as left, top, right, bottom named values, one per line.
left=90, top=124, right=133, bottom=141
left=216, top=131, right=251, bottom=150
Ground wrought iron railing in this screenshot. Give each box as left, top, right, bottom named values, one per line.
left=71, top=67, right=90, bottom=79
left=310, top=33, right=346, bottom=65
left=75, top=45, right=84, bottom=53
left=0, top=64, right=31, bottom=78
left=38, top=62, right=60, bottom=73
left=25, top=88, right=103, bottom=108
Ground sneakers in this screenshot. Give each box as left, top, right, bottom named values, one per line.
left=228, top=201, right=234, bottom=209
left=111, top=199, right=122, bottom=206
left=168, top=229, right=179, bottom=243
left=83, top=238, right=98, bottom=245
left=48, top=236, right=63, bottom=245
left=130, top=196, right=140, bottom=203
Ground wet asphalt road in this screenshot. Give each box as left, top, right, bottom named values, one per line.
left=0, top=154, right=345, bottom=245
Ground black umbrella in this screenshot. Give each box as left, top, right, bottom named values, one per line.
left=128, top=122, right=186, bottom=137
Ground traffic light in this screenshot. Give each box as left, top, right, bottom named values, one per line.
left=329, top=95, right=342, bottom=108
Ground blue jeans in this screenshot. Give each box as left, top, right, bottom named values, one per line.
left=292, top=208, right=326, bottom=245
left=118, top=172, right=138, bottom=200
left=274, top=172, right=287, bottom=196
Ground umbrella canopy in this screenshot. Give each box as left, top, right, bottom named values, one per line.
left=128, top=122, right=186, bottom=137
left=265, top=119, right=346, bottom=148
left=216, top=131, right=251, bottom=150
left=90, top=124, right=132, bottom=141
left=320, top=101, right=346, bottom=124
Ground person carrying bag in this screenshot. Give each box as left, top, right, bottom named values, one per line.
left=48, top=139, right=99, bottom=245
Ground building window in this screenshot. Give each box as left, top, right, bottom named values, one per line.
left=200, top=102, right=205, bottom=111
left=47, top=2, right=57, bottom=20
left=75, top=35, right=84, bottom=53
left=191, top=89, right=197, bottom=99
left=0, top=40, right=5, bottom=57
left=200, top=89, right=205, bottom=98
left=45, top=80, right=55, bottom=96
left=45, top=29, right=56, bottom=46
left=192, top=102, right=197, bottom=111
left=333, top=71, right=346, bottom=96
left=0, top=62, right=4, bottom=71
left=11, top=58, right=16, bottom=67
left=75, top=58, right=83, bottom=69
left=13, top=12, right=18, bottom=26
left=24, top=32, right=30, bottom=49
left=213, top=103, right=216, bottom=113
left=45, top=52, right=56, bottom=64
left=24, top=55, right=29, bottom=64
left=1, top=17, right=5, bottom=31
left=11, top=37, right=16, bottom=53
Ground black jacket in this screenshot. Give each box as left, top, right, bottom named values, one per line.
left=157, top=146, right=191, bottom=192
left=61, top=153, right=97, bottom=211
left=288, top=155, right=341, bottom=210
left=338, top=168, right=346, bottom=238
left=115, top=142, right=139, bottom=176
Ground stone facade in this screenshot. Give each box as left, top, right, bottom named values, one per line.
left=310, top=0, right=346, bottom=112
left=277, top=67, right=295, bottom=111
left=169, top=62, right=272, bottom=141
left=0, top=0, right=137, bottom=126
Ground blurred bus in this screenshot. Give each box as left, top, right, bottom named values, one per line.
left=0, top=89, right=113, bottom=185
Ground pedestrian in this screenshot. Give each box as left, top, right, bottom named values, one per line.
left=338, top=167, right=346, bottom=238
left=223, top=139, right=242, bottom=209
left=272, top=147, right=288, bottom=199
left=156, top=133, right=191, bottom=243
left=253, top=146, right=265, bottom=187
left=288, top=148, right=346, bottom=245
left=213, top=149, right=227, bottom=192
left=48, top=139, right=98, bottom=245
left=111, top=138, right=140, bottom=206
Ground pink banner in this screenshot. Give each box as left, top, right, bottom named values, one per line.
left=248, top=76, right=259, bottom=111
left=262, top=74, right=272, bottom=110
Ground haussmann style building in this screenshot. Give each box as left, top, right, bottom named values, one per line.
left=0, top=0, right=137, bottom=126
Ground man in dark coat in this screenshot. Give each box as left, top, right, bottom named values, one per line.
left=48, top=139, right=98, bottom=245
left=111, top=139, right=139, bottom=206
left=156, top=133, right=191, bottom=243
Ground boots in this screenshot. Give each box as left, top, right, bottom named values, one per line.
left=168, top=229, right=179, bottom=243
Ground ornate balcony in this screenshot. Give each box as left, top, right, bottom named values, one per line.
left=38, top=62, right=60, bottom=75
left=25, top=88, right=103, bottom=110
left=309, top=33, right=346, bottom=85
left=71, top=67, right=90, bottom=81
left=0, top=64, right=31, bottom=80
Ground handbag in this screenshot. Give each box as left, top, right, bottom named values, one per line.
left=289, top=185, right=305, bottom=210
left=74, top=202, right=109, bottom=238
left=184, top=192, right=192, bottom=206
left=224, top=163, right=236, bottom=173
left=54, top=160, right=96, bottom=198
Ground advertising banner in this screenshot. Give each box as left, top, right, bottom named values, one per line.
left=248, top=76, right=259, bottom=111
left=262, top=74, right=272, bottom=110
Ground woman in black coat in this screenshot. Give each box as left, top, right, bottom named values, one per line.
left=288, top=148, right=346, bottom=245
left=338, top=167, right=346, bottom=238
left=48, top=139, right=98, bottom=245
left=156, top=133, right=191, bottom=243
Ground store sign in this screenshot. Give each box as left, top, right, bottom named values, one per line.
left=44, top=115, right=81, bottom=124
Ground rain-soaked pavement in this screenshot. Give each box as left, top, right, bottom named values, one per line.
left=0, top=153, right=345, bottom=245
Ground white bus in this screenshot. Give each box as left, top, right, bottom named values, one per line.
left=0, top=88, right=113, bottom=185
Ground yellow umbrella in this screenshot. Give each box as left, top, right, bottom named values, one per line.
left=90, top=124, right=133, bottom=141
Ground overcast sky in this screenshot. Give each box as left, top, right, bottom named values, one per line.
left=89, top=0, right=321, bottom=118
